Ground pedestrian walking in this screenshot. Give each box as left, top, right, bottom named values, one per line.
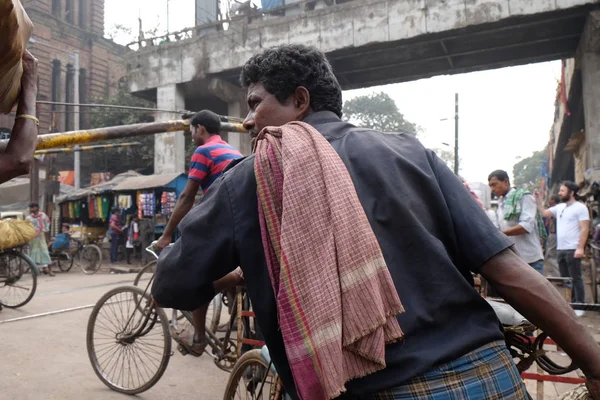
left=108, top=209, right=123, bottom=264
left=26, top=202, right=53, bottom=276
left=488, top=170, right=546, bottom=274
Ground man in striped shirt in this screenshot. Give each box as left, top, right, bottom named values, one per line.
left=157, top=109, right=242, bottom=355
left=187, top=112, right=244, bottom=193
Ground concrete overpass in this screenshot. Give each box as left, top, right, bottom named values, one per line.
left=124, top=0, right=600, bottom=174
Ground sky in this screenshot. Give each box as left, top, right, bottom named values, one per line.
left=105, top=0, right=560, bottom=184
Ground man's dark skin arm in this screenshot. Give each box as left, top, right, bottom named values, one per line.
left=0, top=51, right=38, bottom=184
left=481, top=249, right=600, bottom=397
left=156, top=179, right=200, bottom=249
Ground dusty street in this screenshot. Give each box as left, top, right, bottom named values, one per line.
left=2, top=266, right=600, bottom=399
left=0, top=268, right=229, bottom=400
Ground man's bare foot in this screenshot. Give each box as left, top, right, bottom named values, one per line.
left=170, top=327, right=206, bottom=357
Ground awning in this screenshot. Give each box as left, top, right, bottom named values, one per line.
left=56, top=170, right=142, bottom=202
left=0, top=177, right=76, bottom=206
left=112, top=173, right=185, bottom=192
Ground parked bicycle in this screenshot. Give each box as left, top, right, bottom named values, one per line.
left=49, top=232, right=102, bottom=274
left=0, top=247, right=37, bottom=308
left=86, top=242, right=259, bottom=394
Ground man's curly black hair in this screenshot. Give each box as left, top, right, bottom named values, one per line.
left=239, top=44, right=343, bottom=118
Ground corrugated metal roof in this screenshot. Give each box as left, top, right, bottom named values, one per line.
left=112, top=173, right=184, bottom=191
left=56, top=170, right=142, bottom=202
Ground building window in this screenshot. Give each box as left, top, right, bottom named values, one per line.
left=52, top=0, right=61, bottom=16
left=79, top=69, right=87, bottom=129
left=65, top=0, right=74, bottom=23
left=78, top=0, right=86, bottom=27
left=65, top=64, right=74, bottom=131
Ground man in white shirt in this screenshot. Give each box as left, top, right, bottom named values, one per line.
left=536, top=181, right=590, bottom=303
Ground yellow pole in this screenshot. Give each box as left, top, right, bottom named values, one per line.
left=0, top=119, right=247, bottom=152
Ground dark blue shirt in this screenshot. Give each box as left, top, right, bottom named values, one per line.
left=153, top=111, right=511, bottom=399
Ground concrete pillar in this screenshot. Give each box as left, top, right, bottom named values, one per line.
left=228, top=100, right=242, bottom=151
left=155, top=84, right=186, bottom=174
left=228, top=99, right=253, bottom=155
left=581, top=11, right=600, bottom=170
left=208, top=77, right=253, bottom=155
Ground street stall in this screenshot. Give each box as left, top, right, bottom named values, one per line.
left=111, top=172, right=187, bottom=263
left=55, top=170, right=142, bottom=241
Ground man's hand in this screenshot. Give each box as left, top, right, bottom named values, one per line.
left=156, top=235, right=172, bottom=250
left=575, top=247, right=585, bottom=259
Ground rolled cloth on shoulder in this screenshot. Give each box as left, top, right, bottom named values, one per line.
left=0, top=0, right=34, bottom=113
left=254, top=121, right=405, bottom=400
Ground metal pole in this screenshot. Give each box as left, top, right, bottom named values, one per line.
left=74, top=145, right=81, bottom=189
left=454, top=93, right=459, bottom=175
left=73, top=52, right=81, bottom=189
left=0, top=119, right=246, bottom=152
left=30, top=158, right=39, bottom=204
left=166, top=0, right=170, bottom=34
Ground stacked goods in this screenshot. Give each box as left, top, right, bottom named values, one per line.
left=0, top=218, right=35, bottom=250
left=0, top=0, right=34, bottom=113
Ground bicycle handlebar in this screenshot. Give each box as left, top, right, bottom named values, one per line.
left=145, top=241, right=173, bottom=260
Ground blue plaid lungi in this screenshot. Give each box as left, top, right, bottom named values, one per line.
left=367, top=341, right=530, bottom=400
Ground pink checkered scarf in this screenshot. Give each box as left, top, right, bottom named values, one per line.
left=254, top=121, right=405, bottom=400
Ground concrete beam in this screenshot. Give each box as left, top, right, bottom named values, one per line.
left=208, top=77, right=244, bottom=103
left=126, top=0, right=598, bottom=93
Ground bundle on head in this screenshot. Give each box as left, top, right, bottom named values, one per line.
left=0, top=218, right=36, bottom=250
left=0, top=0, right=34, bottom=113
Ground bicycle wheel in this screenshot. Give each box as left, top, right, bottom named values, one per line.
left=57, top=253, right=74, bottom=272
left=0, top=250, right=37, bottom=308
left=80, top=244, right=102, bottom=275
left=223, top=349, right=283, bottom=400
left=87, top=285, right=171, bottom=395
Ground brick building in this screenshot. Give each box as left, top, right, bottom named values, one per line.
left=0, top=0, right=126, bottom=136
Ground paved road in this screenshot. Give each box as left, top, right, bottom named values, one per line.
left=1, top=269, right=229, bottom=400
left=4, top=266, right=600, bottom=399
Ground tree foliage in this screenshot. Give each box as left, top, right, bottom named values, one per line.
left=433, top=148, right=455, bottom=170
left=513, top=147, right=547, bottom=191
left=342, top=92, right=419, bottom=135
left=86, top=84, right=157, bottom=176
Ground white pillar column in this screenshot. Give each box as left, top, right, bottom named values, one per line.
left=155, top=84, right=186, bottom=174
left=228, top=99, right=252, bottom=155
left=581, top=12, right=600, bottom=170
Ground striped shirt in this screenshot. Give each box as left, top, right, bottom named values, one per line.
left=188, top=135, right=243, bottom=192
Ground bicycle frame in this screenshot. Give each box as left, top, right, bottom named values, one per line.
left=142, top=242, right=241, bottom=368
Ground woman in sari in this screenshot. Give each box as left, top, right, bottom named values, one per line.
left=26, top=202, right=54, bottom=276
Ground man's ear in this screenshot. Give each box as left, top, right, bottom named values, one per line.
left=294, top=86, right=311, bottom=117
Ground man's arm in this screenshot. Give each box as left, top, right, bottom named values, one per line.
left=503, top=194, right=537, bottom=237
left=0, top=51, right=38, bottom=184
left=575, top=219, right=590, bottom=259
left=534, top=191, right=555, bottom=219
left=152, top=176, right=237, bottom=310
left=156, top=178, right=201, bottom=248
left=480, top=249, right=600, bottom=395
